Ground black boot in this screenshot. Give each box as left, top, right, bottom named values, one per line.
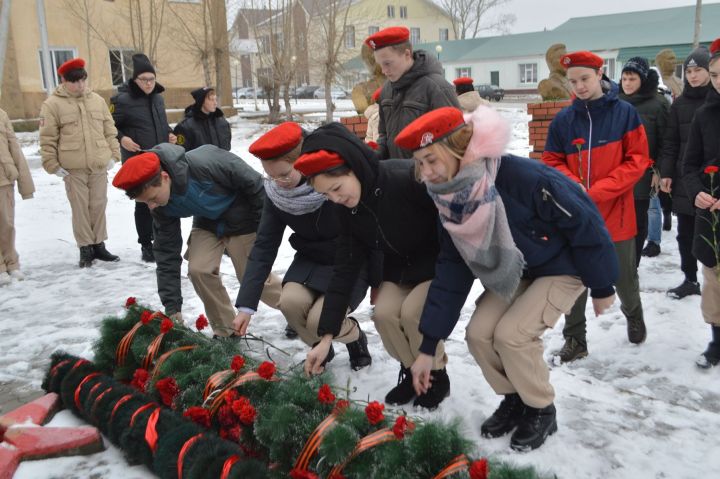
left=641, top=241, right=660, bottom=257
left=93, top=242, right=119, bottom=262
left=345, top=323, right=372, bottom=370
left=510, top=403, right=557, bottom=452
left=413, top=368, right=450, bottom=410
left=480, top=393, right=525, bottom=438
left=663, top=212, right=672, bottom=231
left=696, top=325, right=720, bottom=369
left=667, top=279, right=701, bottom=299
left=79, top=246, right=94, bottom=268
left=141, top=243, right=155, bottom=263
left=284, top=324, right=299, bottom=339
left=385, top=365, right=416, bottom=406
left=626, top=315, right=647, bottom=344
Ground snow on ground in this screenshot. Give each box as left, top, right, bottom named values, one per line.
left=3, top=104, right=719, bottom=479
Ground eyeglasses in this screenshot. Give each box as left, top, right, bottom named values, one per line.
left=136, top=76, right=156, bottom=84
left=263, top=171, right=295, bottom=184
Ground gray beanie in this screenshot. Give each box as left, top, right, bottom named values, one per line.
left=683, top=47, right=710, bottom=72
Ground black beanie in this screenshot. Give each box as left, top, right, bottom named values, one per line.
left=683, top=47, right=710, bottom=72
left=622, top=57, right=650, bottom=80
left=132, top=53, right=156, bottom=79
left=191, top=87, right=214, bottom=106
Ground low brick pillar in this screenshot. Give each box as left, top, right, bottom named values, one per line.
left=340, top=115, right=368, bottom=140
left=527, top=101, right=571, bottom=160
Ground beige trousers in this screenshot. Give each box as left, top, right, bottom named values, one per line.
left=187, top=228, right=282, bottom=336
left=280, top=282, right=360, bottom=346
left=63, top=169, right=108, bottom=247
left=466, top=275, right=585, bottom=408
left=0, top=185, right=17, bottom=273
left=373, top=280, right=448, bottom=369
left=701, top=266, right=720, bottom=326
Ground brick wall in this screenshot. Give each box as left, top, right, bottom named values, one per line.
left=340, top=115, right=368, bottom=140
left=527, top=101, right=571, bottom=160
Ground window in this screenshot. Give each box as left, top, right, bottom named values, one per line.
left=399, top=6, right=407, bottom=18
left=410, top=27, right=420, bottom=45
left=675, top=63, right=684, bottom=80
left=38, top=48, right=75, bottom=90
left=344, top=26, right=355, bottom=49
left=258, top=35, right=271, bottom=54
left=603, top=58, right=616, bottom=80
left=387, top=5, right=395, bottom=18
left=369, top=26, right=379, bottom=35
left=439, top=28, right=449, bottom=41
left=109, top=49, right=135, bottom=87
left=456, top=67, right=471, bottom=78
left=519, top=63, right=537, bottom=84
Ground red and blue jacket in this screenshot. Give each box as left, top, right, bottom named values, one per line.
left=542, top=82, right=650, bottom=242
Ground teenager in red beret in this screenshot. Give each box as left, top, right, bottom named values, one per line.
left=396, top=105, right=617, bottom=451
left=112, top=143, right=282, bottom=336
left=453, top=76, right=489, bottom=113
left=365, top=26, right=459, bottom=159
left=295, top=122, right=450, bottom=410
left=38, top=58, right=121, bottom=267
left=543, top=50, right=651, bottom=363
left=681, top=37, right=720, bottom=368
left=231, top=123, right=372, bottom=369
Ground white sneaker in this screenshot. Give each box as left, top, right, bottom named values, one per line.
left=0, top=272, right=11, bottom=286
left=9, top=270, right=24, bottom=281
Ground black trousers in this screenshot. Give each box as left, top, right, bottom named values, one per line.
left=634, top=199, right=650, bottom=267
left=677, top=213, right=698, bottom=282
left=135, top=201, right=154, bottom=246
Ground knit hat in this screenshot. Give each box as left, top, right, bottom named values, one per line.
left=622, top=57, right=650, bottom=80
left=112, top=152, right=161, bottom=190
left=191, top=87, right=214, bottom=108
left=683, top=47, right=710, bottom=72
left=132, top=53, right=156, bottom=79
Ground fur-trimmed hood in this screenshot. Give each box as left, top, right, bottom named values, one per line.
left=460, top=105, right=511, bottom=168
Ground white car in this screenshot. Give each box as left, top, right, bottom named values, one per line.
left=313, top=86, right=348, bottom=100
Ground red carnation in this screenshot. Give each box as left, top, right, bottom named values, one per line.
left=183, top=406, right=211, bottom=428
left=231, top=397, right=250, bottom=416
left=230, top=355, right=245, bottom=372
left=317, top=384, right=336, bottom=405
left=289, top=469, right=319, bottom=479
left=333, top=399, right=350, bottom=415
left=469, top=458, right=489, bottom=479
left=130, top=368, right=149, bottom=392
left=392, top=415, right=415, bottom=439
left=220, top=425, right=242, bottom=442
left=195, top=314, right=209, bottom=331
left=238, top=403, right=257, bottom=425
left=224, top=389, right=239, bottom=406
left=705, top=166, right=719, bottom=175
left=140, top=310, right=153, bottom=325
left=571, top=138, right=585, bottom=146
left=218, top=404, right=237, bottom=427
left=125, top=297, right=137, bottom=308
left=365, top=401, right=385, bottom=425
left=160, top=317, right=173, bottom=334
left=155, top=377, right=180, bottom=407
left=257, top=361, right=276, bottom=380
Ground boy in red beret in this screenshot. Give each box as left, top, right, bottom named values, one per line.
left=112, top=143, right=282, bottom=336
left=365, top=27, right=459, bottom=159
left=452, top=77, right=488, bottom=112
left=542, top=50, right=651, bottom=362
left=39, top=58, right=121, bottom=268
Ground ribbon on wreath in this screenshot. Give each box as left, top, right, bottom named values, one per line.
left=431, top=454, right=470, bottom=479
left=327, top=427, right=398, bottom=477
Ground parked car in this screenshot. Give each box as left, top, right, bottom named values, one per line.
left=296, top=85, right=320, bottom=99
left=234, top=87, right=260, bottom=99
left=476, top=84, right=504, bottom=102
left=314, top=86, right=348, bottom=100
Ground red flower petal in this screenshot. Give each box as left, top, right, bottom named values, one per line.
left=195, top=314, right=209, bottom=331
left=125, top=297, right=137, bottom=308
left=160, top=318, right=173, bottom=334
left=257, top=361, right=276, bottom=380
left=230, top=355, right=245, bottom=372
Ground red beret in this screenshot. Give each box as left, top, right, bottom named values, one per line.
left=57, top=58, right=86, bottom=77
left=112, top=152, right=161, bottom=191
left=248, top=122, right=303, bottom=160
left=366, top=141, right=379, bottom=150
left=394, top=107, right=465, bottom=151
left=561, top=51, right=604, bottom=70
left=711, top=38, right=720, bottom=56
left=453, top=77, right=473, bottom=86
left=365, top=27, right=410, bottom=50
left=294, top=149, right=346, bottom=177
left=371, top=87, right=382, bottom=102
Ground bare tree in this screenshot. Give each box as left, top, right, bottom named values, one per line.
left=693, top=0, right=702, bottom=48
left=127, top=0, right=166, bottom=65
left=167, top=0, right=214, bottom=85
left=435, top=0, right=516, bottom=40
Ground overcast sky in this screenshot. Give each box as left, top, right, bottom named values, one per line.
left=504, top=0, right=711, bottom=33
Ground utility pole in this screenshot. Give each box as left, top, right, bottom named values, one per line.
left=37, top=0, right=54, bottom=96
left=0, top=0, right=12, bottom=97
left=692, top=0, right=702, bottom=48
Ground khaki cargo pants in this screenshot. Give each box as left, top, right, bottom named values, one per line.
left=63, top=169, right=108, bottom=247
left=0, top=185, right=18, bottom=273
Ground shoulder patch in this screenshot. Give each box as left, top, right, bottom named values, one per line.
left=109, top=103, right=115, bottom=114
left=176, top=134, right=185, bottom=146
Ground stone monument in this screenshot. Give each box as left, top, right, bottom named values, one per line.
left=655, top=49, right=682, bottom=98
left=351, top=43, right=387, bottom=115
left=537, top=43, right=572, bottom=101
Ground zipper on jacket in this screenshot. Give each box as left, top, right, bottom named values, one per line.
left=585, top=104, right=593, bottom=190
left=541, top=188, right=573, bottom=217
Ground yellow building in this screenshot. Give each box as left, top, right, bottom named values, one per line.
left=0, top=0, right=232, bottom=121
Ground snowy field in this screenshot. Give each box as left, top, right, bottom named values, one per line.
left=2, top=104, right=719, bottom=479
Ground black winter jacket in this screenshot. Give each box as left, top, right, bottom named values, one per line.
left=619, top=69, right=670, bottom=200
left=149, top=143, right=265, bottom=315
left=660, top=81, right=712, bottom=215
left=110, top=80, right=172, bottom=162
left=377, top=50, right=460, bottom=160
left=173, top=105, right=231, bottom=152
left=682, top=87, right=720, bottom=268
left=302, top=123, right=440, bottom=337
left=235, top=194, right=368, bottom=313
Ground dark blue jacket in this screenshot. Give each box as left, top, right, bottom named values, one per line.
left=418, top=155, right=618, bottom=355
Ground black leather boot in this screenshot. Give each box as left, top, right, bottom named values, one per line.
left=480, top=393, right=525, bottom=438
left=510, top=403, right=557, bottom=452
left=79, top=246, right=95, bottom=268
left=141, top=243, right=155, bottom=262
left=385, top=365, right=416, bottom=406
left=345, top=326, right=372, bottom=370
left=413, top=368, right=450, bottom=410
left=93, top=242, right=119, bottom=262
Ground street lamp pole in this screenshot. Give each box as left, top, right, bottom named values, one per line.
left=435, top=44, right=443, bottom=61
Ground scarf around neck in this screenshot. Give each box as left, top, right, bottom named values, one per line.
left=264, top=179, right=326, bottom=216
left=426, top=158, right=524, bottom=302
